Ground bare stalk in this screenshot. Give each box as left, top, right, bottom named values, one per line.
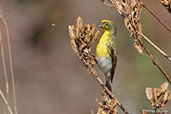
left=100, top=0, right=171, bottom=84
left=0, top=29, right=10, bottom=114
left=93, top=72, right=129, bottom=114
left=69, top=17, right=129, bottom=114
left=138, top=39, right=171, bottom=84
left=141, top=33, right=171, bottom=62
left=0, top=90, right=13, bottom=114
left=0, top=10, right=18, bottom=114
left=142, top=3, right=171, bottom=33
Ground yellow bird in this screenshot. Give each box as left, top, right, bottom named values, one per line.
left=96, top=20, right=117, bottom=95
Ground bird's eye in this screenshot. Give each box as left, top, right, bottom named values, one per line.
left=105, top=23, right=108, bottom=26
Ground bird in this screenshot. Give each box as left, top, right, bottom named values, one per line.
left=96, top=20, right=117, bottom=96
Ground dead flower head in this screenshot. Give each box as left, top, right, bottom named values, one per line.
left=145, top=82, right=171, bottom=110
left=160, top=0, right=171, bottom=13
left=68, top=17, right=100, bottom=75
left=96, top=91, right=118, bottom=114
left=122, top=0, right=143, bottom=54
left=101, top=0, right=144, bottom=54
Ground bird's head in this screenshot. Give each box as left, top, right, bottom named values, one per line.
left=97, top=20, right=115, bottom=31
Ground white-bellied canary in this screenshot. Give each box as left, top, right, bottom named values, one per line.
left=96, top=20, right=117, bottom=94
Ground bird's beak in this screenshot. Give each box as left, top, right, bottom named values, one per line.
left=97, top=22, right=104, bottom=28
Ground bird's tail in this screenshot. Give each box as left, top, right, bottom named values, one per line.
left=105, top=74, right=112, bottom=98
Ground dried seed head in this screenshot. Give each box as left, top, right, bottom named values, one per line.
left=132, top=1, right=142, bottom=19
left=141, top=110, right=148, bottom=114
left=68, top=17, right=100, bottom=75
left=76, top=27, right=79, bottom=38
left=161, top=0, right=170, bottom=6
left=160, top=82, right=169, bottom=92
left=116, top=1, right=125, bottom=15
left=92, top=31, right=100, bottom=42
left=102, top=0, right=143, bottom=42
left=77, top=16, right=83, bottom=29
left=161, top=0, right=171, bottom=13
left=97, top=91, right=118, bottom=114
left=124, top=17, right=134, bottom=32
left=145, top=82, right=171, bottom=110
left=146, top=88, right=153, bottom=101
left=90, top=24, right=96, bottom=37
left=134, top=40, right=143, bottom=54
left=68, top=25, right=76, bottom=39
left=70, top=39, right=79, bottom=55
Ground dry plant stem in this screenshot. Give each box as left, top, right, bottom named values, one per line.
left=0, top=29, right=10, bottom=114
left=91, top=70, right=129, bottom=114
left=101, top=0, right=171, bottom=62
left=144, top=82, right=170, bottom=113
left=0, top=90, right=13, bottom=114
left=69, top=17, right=129, bottom=114
left=142, top=3, right=171, bottom=33
left=100, top=0, right=171, bottom=84
left=105, top=0, right=125, bottom=18
left=141, top=33, right=171, bottom=62
left=160, top=0, right=171, bottom=13
left=138, top=39, right=171, bottom=84
left=0, top=10, right=18, bottom=114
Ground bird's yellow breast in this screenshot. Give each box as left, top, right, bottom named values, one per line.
left=96, top=31, right=112, bottom=58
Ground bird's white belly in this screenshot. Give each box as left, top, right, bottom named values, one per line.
left=96, top=57, right=112, bottom=73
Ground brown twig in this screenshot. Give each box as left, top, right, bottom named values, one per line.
left=91, top=70, right=129, bottom=114
left=145, top=82, right=170, bottom=110
left=0, top=29, right=10, bottom=114
left=141, top=82, right=170, bottom=113
left=0, top=9, right=18, bottom=114
left=0, top=90, right=13, bottom=114
left=68, top=17, right=129, bottom=114
left=160, top=0, right=171, bottom=13
left=142, top=3, right=171, bottom=33
left=137, top=39, right=171, bottom=84
left=88, top=65, right=129, bottom=114
left=141, top=33, right=171, bottom=62
left=101, top=1, right=171, bottom=62
left=100, top=0, right=171, bottom=84
left=96, top=91, right=118, bottom=114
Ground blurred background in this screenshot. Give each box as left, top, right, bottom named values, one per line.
left=0, top=0, right=170, bottom=114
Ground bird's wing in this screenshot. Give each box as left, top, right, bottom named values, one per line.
left=109, top=47, right=117, bottom=82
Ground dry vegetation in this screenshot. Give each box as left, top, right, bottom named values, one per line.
left=68, top=0, right=171, bottom=114
left=142, top=82, right=171, bottom=114
left=0, top=9, right=17, bottom=114
left=96, top=92, right=118, bottom=114
left=0, top=0, right=170, bottom=114
left=68, top=17, right=99, bottom=76
left=68, top=17, right=129, bottom=114
left=160, top=0, right=171, bottom=13
left=100, top=0, right=171, bottom=83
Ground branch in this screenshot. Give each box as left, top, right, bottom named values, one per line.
left=0, top=9, right=18, bottom=114
left=100, top=0, right=171, bottom=84
left=160, top=0, right=171, bottom=13
left=91, top=69, right=129, bottom=114
left=68, top=17, right=129, bottom=114
left=0, top=28, right=10, bottom=114
left=0, top=90, right=13, bottom=114
left=141, top=33, right=171, bottom=62
left=142, top=3, right=171, bottom=33
left=142, top=82, right=170, bottom=113
left=138, top=38, right=171, bottom=84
